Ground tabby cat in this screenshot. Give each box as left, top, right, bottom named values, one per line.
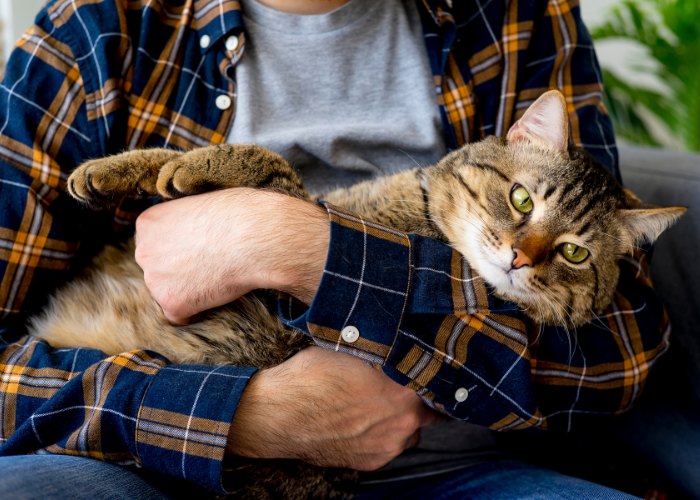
left=28, top=91, right=685, bottom=498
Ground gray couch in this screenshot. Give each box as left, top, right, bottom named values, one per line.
left=621, top=146, right=700, bottom=394
left=614, top=146, right=700, bottom=497
left=620, top=147, right=700, bottom=390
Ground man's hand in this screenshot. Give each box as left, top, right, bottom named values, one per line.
left=134, top=188, right=329, bottom=324
left=227, top=347, right=441, bottom=471
left=136, top=187, right=441, bottom=469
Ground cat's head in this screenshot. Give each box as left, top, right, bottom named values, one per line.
left=427, top=90, right=686, bottom=327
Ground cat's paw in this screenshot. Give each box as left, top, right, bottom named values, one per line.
left=68, top=158, right=138, bottom=208
left=155, top=144, right=306, bottom=198
left=155, top=147, right=234, bottom=198
left=155, top=157, right=215, bottom=198
left=68, top=149, right=180, bottom=207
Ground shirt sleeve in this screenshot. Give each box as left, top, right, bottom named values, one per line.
left=280, top=204, right=669, bottom=432
left=0, top=7, right=252, bottom=494
left=0, top=333, right=254, bottom=493
left=512, top=0, right=620, bottom=175
left=279, top=0, right=667, bottom=431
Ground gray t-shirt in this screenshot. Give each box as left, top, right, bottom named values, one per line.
left=229, top=0, right=503, bottom=482
left=228, top=0, right=447, bottom=193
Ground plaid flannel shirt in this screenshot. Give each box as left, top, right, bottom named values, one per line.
left=0, top=0, right=669, bottom=493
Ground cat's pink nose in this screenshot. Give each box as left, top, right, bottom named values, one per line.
left=512, top=247, right=532, bottom=269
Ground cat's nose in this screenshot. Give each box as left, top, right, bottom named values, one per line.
left=511, top=247, right=533, bottom=269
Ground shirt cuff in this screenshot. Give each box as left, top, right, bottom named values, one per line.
left=280, top=203, right=412, bottom=365
left=278, top=203, right=528, bottom=424
left=136, top=363, right=256, bottom=493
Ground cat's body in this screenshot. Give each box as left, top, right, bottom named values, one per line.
left=27, top=92, right=684, bottom=498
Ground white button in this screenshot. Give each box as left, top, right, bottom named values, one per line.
left=455, top=387, right=469, bottom=402
left=341, top=326, right=360, bottom=343
left=225, top=35, right=239, bottom=51
left=215, top=95, right=232, bottom=110
left=199, top=34, right=211, bottom=49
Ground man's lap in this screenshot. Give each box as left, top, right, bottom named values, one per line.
left=0, top=455, right=201, bottom=500
left=0, top=455, right=637, bottom=499
left=356, top=460, right=637, bottom=499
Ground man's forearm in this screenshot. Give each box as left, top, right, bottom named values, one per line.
left=0, top=333, right=253, bottom=493
left=226, top=347, right=439, bottom=470
left=134, top=188, right=329, bottom=323
left=280, top=204, right=669, bottom=430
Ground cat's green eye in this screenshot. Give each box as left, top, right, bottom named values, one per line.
left=560, top=243, right=589, bottom=264
left=510, top=185, right=533, bottom=214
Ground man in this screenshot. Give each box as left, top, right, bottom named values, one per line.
left=0, top=0, right=665, bottom=497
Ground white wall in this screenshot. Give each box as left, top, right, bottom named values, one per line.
left=581, top=0, right=620, bottom=27
left=582, top=0, right=666, bottom=93
left=581, top=0, right=680, bottom=148
left=0, top=0, right=46, bottom=63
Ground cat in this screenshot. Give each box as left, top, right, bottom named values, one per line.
left=27, top=91, right=685, bottom=498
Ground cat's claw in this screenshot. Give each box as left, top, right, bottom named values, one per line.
left=164, top=174, right=185, bottom=198
left=66, top=150, right=175, bottom=207
left=67, top=162, right=119, bottom=208
left=156, top=156, right=223, bottom=198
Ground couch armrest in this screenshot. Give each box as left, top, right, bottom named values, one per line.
left=619, top=146, right=700, bottom=401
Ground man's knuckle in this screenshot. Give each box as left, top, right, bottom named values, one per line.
left=133, top=245, right=144, bottom=264
left=405, top=412, right=421, bottom=429
left=142, top=271, right=153, bottom=288
left=360, top=456, right=388, bottom=472
left=395, top=414, right=419, bottom=435
left=164, top=298, right=184, bottom=316
left=377, top=439, right=401, bottom=459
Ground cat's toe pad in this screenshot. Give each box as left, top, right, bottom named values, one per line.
left=156, top=160, right=222, bottom=198
left=68, top=162, right=120, bottom=206
left=68, top=157, right=158, bottom=207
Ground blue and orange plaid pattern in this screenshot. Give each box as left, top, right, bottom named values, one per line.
left=283, top=204, right=668, bottom=431
left=0, top=0, right=666, bottom=493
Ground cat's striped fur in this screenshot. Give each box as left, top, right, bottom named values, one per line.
left=27, top=91, right=684, bottom=499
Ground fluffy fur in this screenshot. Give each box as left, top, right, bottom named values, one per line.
left=28, top=91, right=684, bottom=498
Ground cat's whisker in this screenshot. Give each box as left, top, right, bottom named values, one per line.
left=585, top=308, right=623, bottom=338
left=425, top=189, right=496, bottom=235
left=394, top=148, right=424, bottom=169
left=528, top=281, right=578, bottom=331
left=597, top=229, right=647, bottom=253
left=524, top=303, right=547, bottom=341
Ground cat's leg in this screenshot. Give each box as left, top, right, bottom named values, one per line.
left=155, top=144, right=307, bottom=198
left=68, top=148, right=181, bottom=207
left=68, top=144, right=308, bottom=208
left=323, top=167, right=444, bottom=237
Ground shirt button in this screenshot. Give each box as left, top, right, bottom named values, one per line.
left=199, top=34, right=211, bottom=49
left=215, top=94, right=232, bottom=110
left=341, top=326, right=360, bottom=343
left=225, top=35, right=239, bottom=51
left=455, top=387, right=469, bottom=403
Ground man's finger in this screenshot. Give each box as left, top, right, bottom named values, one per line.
left=404, top=429, right=421, bottom=450
left=418, top=405, right=445, bottom=427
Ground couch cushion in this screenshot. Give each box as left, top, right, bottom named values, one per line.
left=619, top=146, right=700, bottom=401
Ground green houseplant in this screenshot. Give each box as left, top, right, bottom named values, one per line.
left=590, top=0, right=700, bottom=151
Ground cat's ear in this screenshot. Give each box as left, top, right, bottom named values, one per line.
left=506, top=90, right=570, bottom=153
left=622, top=188, right=644, bottom=208
left=618, top=206, right=686, bottom=249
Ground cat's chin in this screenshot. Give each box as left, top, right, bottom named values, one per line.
left=472, top=259, right=538, bottom=306
left=470, top=257, right=519, bottom=295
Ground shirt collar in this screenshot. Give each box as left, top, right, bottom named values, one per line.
left=419, top=0, right=455, bottom=26
left=191, top=0, right=454, bottom=55
left=194, top=0, right=245, bottom=53
left=191, top=0, right=453, bottom=42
